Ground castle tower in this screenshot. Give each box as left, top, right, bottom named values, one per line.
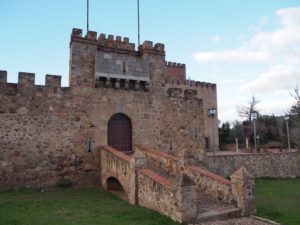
left=69, top=28, right=165, bottom=93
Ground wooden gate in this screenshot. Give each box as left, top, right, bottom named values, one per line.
left=108, top=113, right=132, bottom=152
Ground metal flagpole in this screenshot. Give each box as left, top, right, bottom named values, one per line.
left=87, top=0, right=89, bottom=32
left=137, top=0, right=140, bottom=48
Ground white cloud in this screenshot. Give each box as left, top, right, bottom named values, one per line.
left=221, top=78, right=245, bottom=84
left=250, top=16, right=268, bottom=32
left=240, top=64, right=300, bottom=93
left=194, top=49, right=269, bottom=63
left=260, top=99, right=295, bottom=116
left=218, top=95, right=295, bottom=123
left=212, top=35, right=222, bottom=42
left=193, top=6, right=300, bottom=64
left=236, top=34, right=246, bottom=41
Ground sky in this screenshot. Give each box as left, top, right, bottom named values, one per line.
left=0, top=0, right=299, bottom=124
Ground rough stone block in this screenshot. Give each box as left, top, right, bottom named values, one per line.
left=0, top=70, right=7, bottom=83
left=46, top=75, right=61, bottom=87
left=18, top=72, right=35, bottom=86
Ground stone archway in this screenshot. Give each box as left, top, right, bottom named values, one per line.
left=106, top=177, right=127, bottom=200
left=108, top=113, right=132, bottom=152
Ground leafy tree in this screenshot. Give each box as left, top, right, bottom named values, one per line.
left=290, top=84, right=300, bottom=117
left=288, top=85, right=300, bottom=148
left=220, top=122, right=231, bottom=144
left=229, top=121, right=246, bottom=145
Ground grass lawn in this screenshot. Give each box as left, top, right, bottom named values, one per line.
left=256, top=178, right=300, bottom=225
left=0, top=187, right=179, bottom=225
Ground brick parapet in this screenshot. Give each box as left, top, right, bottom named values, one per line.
left=185, top=165, right=232, bottom=186
left=101, top=145, right=131, bottom=162
left=135, top=145, right=177, bottom=161
left=184, top=164, right=234, bottom=204
left=70, top=28, right=165, bottom=56
left=135, top=145, right=179, bottom=175
left=139, top=168, right=172, bottom=188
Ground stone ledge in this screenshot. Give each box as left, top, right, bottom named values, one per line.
left=101, top=145, right=131, bottom=162
left=139, top=168, right=172, bottom=188
left=135, top=145, right=178, bottom=161
left=186, top=165, right=232, bottom=186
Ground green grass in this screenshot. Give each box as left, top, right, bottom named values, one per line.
left=0, top=188, right=179, bottom=225
left=256, top=178, right=300, bottom=225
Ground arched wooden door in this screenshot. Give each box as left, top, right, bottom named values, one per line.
left=108, top=113, right=132, bottom=152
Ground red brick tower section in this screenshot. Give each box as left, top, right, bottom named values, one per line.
left=165, top=61, right=186, bottom=82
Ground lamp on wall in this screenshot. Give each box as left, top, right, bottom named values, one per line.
left=208, top=108, right=217, bottom=117
left=208, top=108, right=217, bottom=154
left=250, top=111, right=258, bottom=153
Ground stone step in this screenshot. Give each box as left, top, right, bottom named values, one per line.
left=197, top=207, right=241, bottom=223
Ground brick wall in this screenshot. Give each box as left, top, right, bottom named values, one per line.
left=165, top=61, right=186, bottom=81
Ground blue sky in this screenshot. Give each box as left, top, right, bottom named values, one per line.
left=1, top=0, right=299, bottom=123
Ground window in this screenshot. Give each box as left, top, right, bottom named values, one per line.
left=194, top=127, right=200, bottom=139
left=168, top=139, right=173, bottom=152
left=205, top=137, right=209, bottom=149
left=87, top=138, right=93, bottom=152
left=122, top=61, right=127, bottom=74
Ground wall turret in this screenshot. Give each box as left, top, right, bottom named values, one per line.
left=165, top=61, right=186, bottom=82
left=70, top=28, right=165, bottom=91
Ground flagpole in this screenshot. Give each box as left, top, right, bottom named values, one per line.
left=87, top=0, right=89, bottom=32
left=137, top=0, right=140, bottom=48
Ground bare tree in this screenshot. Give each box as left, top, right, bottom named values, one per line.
left=290, top=84, right=300, bottom=115
left=291, top=84, right=300, bottom=100
left=237, top=96, right=260, bottom=123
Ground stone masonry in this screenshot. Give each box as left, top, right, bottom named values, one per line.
left=0, top=28, right=217, bottom=189
left=3, top=27, right=296, bottom=223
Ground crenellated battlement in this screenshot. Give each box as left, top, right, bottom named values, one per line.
left=165, top=61, right=186, bottom=81
left=165, top=61, right=185, bottom=68
left=70, top=28, right=165, bottom=56
left=166, top=78, right=216, bottom=89
left=0, top=70, right=62, bottom=88
left=167, top=87, right=203, bottom=105
left=0, top=70, right=7, bottom=83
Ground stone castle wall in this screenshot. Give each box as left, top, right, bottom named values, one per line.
left=204, top=152, right=300, bottom=178
left=165, top=79, right=218, bottom=151
left=0, top=28, right=217, bottom=189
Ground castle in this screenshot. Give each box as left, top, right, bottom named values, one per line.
left=0, top=28, right=298, bottom=223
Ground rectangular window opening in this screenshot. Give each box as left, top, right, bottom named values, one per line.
left=87, top=138, right=93, bottom=152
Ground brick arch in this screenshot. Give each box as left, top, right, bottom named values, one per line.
left=108, top=113, right=132, bottom=152
left=104, top=175, right=129, bottom=200
left=106, top=177, right=127, bottom=198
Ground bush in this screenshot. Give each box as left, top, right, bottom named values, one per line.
left=57, top=179, right=73, bottom=188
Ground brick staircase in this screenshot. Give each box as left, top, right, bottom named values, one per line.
left=144, top=161, right=241, bottom=223
left=197, top=192, right=241, bottom=223
left=101, top=145, right=255, bottom=224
